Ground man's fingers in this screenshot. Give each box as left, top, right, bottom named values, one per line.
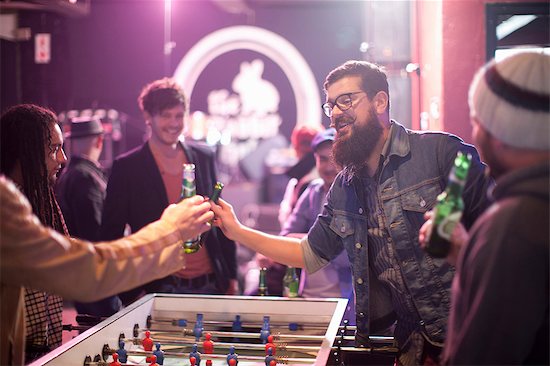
left=198, top=210, right=215, bottom=224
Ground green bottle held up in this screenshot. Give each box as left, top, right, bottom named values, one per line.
left=425, top=151, right=472, bottom=258
left=181, top=163, right=201, bottom=253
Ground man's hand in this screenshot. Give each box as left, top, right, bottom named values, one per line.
left=419, top=210, right=468, bottom=267
left=209, top=198, right=243, bottom=242
left=161, top=195, right=214, bottom=241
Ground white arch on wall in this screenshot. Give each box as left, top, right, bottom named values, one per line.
left=173, top=25, right=322, bottom=127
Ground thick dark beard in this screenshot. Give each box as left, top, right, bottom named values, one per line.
left=332, top=107, right=383, bottom=173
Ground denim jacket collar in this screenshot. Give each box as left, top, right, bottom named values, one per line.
left=341, top=120, right=411, bottom=185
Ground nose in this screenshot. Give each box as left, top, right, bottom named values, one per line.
left=58, top=148, right=68, bottom=165
left=328, top=108, right=342, bottom=129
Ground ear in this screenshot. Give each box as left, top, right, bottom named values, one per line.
left=372, top=91, right=389, bottom=115
left=143, top=111, right=152, bottom=125
left=95, top=134, right=104, bottom=148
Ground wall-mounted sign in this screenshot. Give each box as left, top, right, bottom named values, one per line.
left=173, top=26, right=321, bottom=182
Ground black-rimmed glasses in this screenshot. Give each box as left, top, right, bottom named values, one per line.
left=322, top=91, right=365, bottom=118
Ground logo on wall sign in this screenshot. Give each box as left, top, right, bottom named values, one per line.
left=206, top=58, right=282, bottom=141
left=173, top=26, right=321, bottom=181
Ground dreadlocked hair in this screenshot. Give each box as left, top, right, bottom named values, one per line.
left=0, top=104, right=68, bottom=235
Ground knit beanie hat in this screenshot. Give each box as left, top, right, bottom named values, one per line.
left=469, top=52, right=550, bottom=150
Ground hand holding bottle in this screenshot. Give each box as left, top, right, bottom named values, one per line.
left=160, top=195, right=214, bottom=243
left=209, top=198, right=245, bottom=242
left=419, top=210, right=468, bottom=266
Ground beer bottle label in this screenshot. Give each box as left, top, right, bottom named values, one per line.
left=437, top=211, right=462, bottom=241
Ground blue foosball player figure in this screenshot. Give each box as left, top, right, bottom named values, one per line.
left=189, top=343, right=202, bottom=366
left=194, top=313, right=204, bottom=341
left=116, top=341, right=128, bottom=364
left=260, top=316, right=271, bottom=344
left=227, top=345, right=238, bottom=365
left=265, top=347, right=276, bottom=366
left=232, top=315, right=243, bottom=332
left=153, top=342, right=164, bottom=365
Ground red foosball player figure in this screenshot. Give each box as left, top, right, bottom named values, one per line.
left=148, top=354, right=158, bottom=366
left=190, top=356, right=197, bottom=366
left=203, top=333, right=214, bottom=354
left=265, top=335, right=276, bottom=355
left=109, top=353, right=121, bottom=366
left=206, top=360, right=213, bottom=366
left=142, top=330, right=154, bottom=351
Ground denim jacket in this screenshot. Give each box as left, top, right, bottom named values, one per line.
left=306, top=121, right=492, bottom=347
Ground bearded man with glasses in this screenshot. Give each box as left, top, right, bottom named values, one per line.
left=209, top=60, right=493, bottom=365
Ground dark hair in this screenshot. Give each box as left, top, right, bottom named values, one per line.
left=324, top=60, right=390, bottom=111
left=138, top=78, right=186, bottom=116
left=0, top=104, right=67, bottom=234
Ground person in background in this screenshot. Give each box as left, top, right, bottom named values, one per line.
left=55, top=116, right=122, bottom=319
left=1, top=173, right=213, bottom=365
left=439, top=52, right=549, bottom=365
left=210, top=60, right=493, bottom=365
left=278, top=124, right=322, bottom=227
left=280, top=128, right=354, bottom=322
left=250, top=124, right=321, bottom=296
left=0, top=104, right=68, bottom=361
left=101, top=78, right=238, bottom=304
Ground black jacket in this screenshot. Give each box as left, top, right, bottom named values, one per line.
left=56, top=156, right=107, bottom=241
left=100, top=141, right=237, bottom=297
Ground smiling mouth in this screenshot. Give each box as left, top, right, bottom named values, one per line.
left=336, top=120, right=354, bottom=131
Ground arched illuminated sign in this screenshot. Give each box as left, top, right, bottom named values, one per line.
left=173, top=25, right=321, bottom=128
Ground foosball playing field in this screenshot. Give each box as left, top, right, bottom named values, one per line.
left=30, top=294, right=355, bottom=366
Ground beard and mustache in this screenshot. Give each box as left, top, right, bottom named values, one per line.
left=332, top=106, right=384, bottom=173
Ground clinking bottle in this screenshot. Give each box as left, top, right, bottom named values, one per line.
left=197, top=181, right=224, bottom=248
left=425, top=151, right=472, bottom=258
left=181, top=163, right=201, bottom=253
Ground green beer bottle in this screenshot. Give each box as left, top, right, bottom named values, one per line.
left=258, top=267, right=268, bottom=296
left=181, top=163, right=201, bottom=253
left=197, top=182, right=224, bottom=247
left=425, top=151, right=472, bottom=258
left=283, top=267, right=299, bottom=298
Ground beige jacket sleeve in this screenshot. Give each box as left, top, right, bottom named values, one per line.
left=0, top=176, right=186, bottom=302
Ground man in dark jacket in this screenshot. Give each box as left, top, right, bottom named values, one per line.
left=441, top=52, right=549, bottom=365
left=56, top=116, right=122, bottom=318
left=101, top=78, right=238, bottom=305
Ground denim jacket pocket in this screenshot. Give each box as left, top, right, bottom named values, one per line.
left=400, top=181, right=440, bottom=213
left=329, top=211, right=356, bottom=239
left=399, top=181, right=441, bottom=232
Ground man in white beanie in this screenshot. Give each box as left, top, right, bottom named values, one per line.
left=442, top=52, right=549, bottom=365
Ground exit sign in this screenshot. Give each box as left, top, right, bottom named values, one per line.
left=35, top=33, right=51, bottom=64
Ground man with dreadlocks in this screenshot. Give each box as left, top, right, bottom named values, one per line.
left=0, top=104, right=68, bottom=361
left=0, top=103, right=214, bottom=365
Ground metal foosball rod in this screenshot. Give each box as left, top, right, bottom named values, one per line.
left=149, top=316, right=358, bottom=332
left=137, top=328, right=327, bottom=342
left=121, top=336, right=321, bottom=353
left=104, top=347, right=317, bottom=364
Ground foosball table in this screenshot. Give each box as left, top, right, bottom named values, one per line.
left=30, top=294, right=397, bottom=366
